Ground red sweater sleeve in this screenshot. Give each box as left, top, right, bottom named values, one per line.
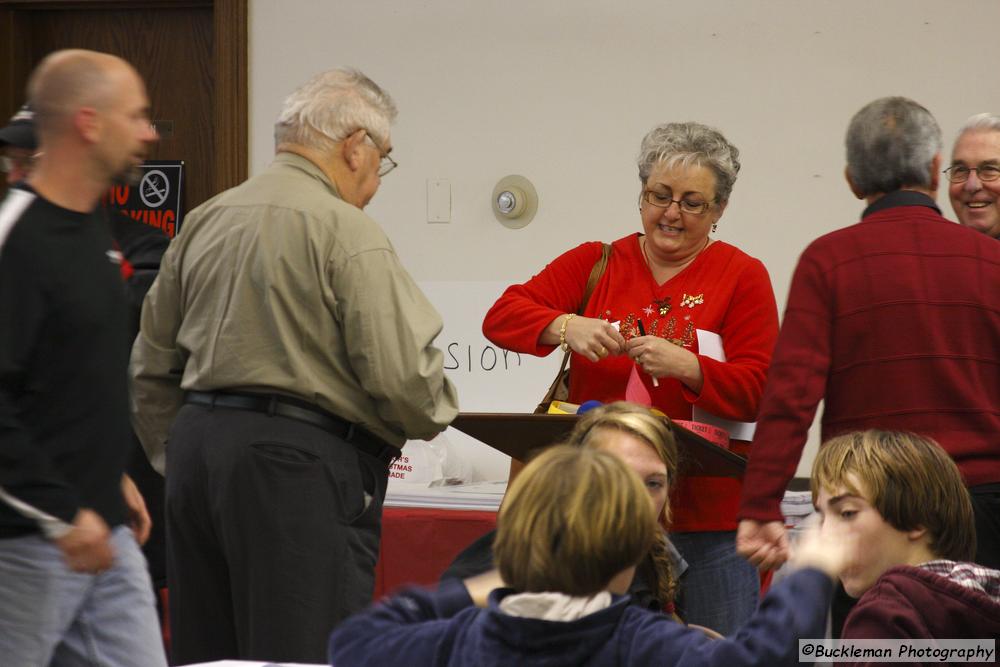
left=683, top=257, right=778, bottom=422
left=738, top=246, right=833, bottom=522
left=482, top=241, right=605, bottom=356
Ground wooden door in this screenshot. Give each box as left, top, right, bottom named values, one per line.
left=0, top=0, right=247, bottom=210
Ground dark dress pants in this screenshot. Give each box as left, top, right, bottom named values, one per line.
left=165, top=404, right=388, bottom=665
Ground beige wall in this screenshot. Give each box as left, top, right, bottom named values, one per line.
left=249, top=0, right=1000, bottom=478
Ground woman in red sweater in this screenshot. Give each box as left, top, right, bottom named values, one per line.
left=482, top=122, right=779, bottom=635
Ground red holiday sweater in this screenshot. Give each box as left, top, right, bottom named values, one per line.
left=483, top=233, right=779, bottom=532
left=739, top=196, right=1000, bottom=523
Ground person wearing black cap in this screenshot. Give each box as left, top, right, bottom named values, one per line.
left=0, top=104, right=40, bottom=185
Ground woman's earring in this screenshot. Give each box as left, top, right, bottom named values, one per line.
left=712, top=222, right=718, bottom=233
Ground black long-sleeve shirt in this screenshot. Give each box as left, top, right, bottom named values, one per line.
left=0, top=187, right=132, bottom=537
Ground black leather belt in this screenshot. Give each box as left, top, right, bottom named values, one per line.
left=185, top=391, right=399, bottom=465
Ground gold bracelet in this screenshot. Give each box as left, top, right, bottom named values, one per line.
left=559, top=314, right=575, bottom=352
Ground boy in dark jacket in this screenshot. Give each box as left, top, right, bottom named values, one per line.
left=812, top=430, right=1000, bottom=646
left=330, top=442, right=854, bottom=667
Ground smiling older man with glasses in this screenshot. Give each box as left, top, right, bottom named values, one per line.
left=130, top=67, right=458, bottom=664
left=948, top=112, right=1000, bottom=239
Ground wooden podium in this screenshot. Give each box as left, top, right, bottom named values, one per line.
left=451, top=412, right=746, bottom=478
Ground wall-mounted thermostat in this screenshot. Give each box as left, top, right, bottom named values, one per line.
left=492, top=174, right=538, bottom=229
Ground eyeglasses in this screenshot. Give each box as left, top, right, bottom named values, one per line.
left=312, top=123, right=399, bottom=177
left=641, top=189, right=713, bottom=215
left=944, top=164, right=1000, bottom=183
left=362, top=131, right=398, bottom=177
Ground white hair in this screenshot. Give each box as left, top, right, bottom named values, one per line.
left=274, top=68, right=397, bottom=153
left=957, top=112, right=1000, bottom=138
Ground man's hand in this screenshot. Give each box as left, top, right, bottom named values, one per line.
left=55, top=509, right=114, bottom=573
left=736, top=519, right=789, bottom=571
left=121, top=473, right=152, bottom=545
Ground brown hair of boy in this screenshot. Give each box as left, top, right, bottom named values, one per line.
left=811, top=430, right=975, bottom=561
left=494, top=444, right=657, bottom=597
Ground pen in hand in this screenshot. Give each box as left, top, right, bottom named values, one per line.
left=636, top=320, right=659, bottom=387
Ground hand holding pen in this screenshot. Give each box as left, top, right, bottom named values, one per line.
left=632, top=320, right=659, bottom=387
left=628, top=320, right=706, bottom=394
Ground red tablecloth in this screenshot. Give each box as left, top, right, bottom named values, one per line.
left=373, top=506, right=497, bottom=598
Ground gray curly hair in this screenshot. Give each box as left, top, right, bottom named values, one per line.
left=636, top=122, right=741, bottom=203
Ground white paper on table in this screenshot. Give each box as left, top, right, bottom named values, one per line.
left=692, top=329, right=756, bottom=441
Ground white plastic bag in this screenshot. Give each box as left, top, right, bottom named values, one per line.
left=387, top=432, right=477, bottom=488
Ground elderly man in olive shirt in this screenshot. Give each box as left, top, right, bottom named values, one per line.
left=130, top=68, right=459, bottom=664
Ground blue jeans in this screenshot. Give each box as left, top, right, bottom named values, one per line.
left=671, top=530, right=759, bottom=636
left=0, top=526, right=167, bottom=667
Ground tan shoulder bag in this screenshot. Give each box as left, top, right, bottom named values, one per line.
left=533, top=243, right=612, bottom=414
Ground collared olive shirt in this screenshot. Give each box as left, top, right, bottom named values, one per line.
left=130, top=152, right=458, bottom=473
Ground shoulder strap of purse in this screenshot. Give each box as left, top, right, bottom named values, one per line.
left=578, top=242, right=612, bottom=316
left=551, top=242, right=613, bottom=376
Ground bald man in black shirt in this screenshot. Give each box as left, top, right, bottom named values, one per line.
left=0, top=49, right=166, bottom=666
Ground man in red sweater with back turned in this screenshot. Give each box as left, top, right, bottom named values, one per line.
left=736, top=97, right=1000, bottom=612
